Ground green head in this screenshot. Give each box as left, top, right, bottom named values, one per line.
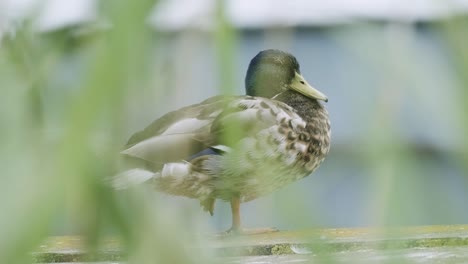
left=245, top=49, right=328, bottom=102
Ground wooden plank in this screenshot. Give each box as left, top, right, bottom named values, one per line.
left=34, top=225, right=468, bottom=263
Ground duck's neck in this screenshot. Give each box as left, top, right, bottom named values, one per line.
left=275, top=90, right=328, bottom=123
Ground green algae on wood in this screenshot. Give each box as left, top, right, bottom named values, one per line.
left=33, top=225, right=468, bottom=262
left=33, top=236, right=124, bottom=263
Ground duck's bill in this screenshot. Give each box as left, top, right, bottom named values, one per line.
left=290, top=71, right=328, bottom=102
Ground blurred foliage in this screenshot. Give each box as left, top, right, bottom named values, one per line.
left=442, top=16, right=468, bottom=168
left=0, top=0, right=215, bottom=263
left=1, top=0, right=468, bottom=263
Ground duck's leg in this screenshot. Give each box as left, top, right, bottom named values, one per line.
left=230, top=196, right=242, bottom=232
left=223, top=196, right=278, bottom=235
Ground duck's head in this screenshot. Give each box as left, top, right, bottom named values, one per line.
left=245, top=49, right=328, bottom=102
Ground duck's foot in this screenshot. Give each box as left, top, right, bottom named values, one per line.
left=217, top=197, right=279, bottom=236
left=218, top=227, right=279, bottom=236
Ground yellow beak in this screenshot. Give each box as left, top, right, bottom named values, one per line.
left=289, top=71, right=328, bottom=102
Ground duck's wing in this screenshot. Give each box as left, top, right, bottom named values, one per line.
left=121, top=96, right=231, bottom=166
left=121, top=95, right=299, bottom=167
left=125, top=95, right=228, bottom=148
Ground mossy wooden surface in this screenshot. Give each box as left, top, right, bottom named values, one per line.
left=34, top=225, right=468, bottom=263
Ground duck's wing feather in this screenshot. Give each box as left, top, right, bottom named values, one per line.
left=121, top=95, right=299, bottom=166
left=122, top=96, right=230, bottom=165
left=125, top=95, right=228, bottom=148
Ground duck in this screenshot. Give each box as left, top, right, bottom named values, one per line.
left=114, top=49, right=331, bottom=234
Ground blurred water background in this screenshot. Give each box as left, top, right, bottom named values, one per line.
left=1, top=0, right=468, bottom=263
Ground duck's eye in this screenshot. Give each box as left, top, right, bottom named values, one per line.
left=300, top=81, right=305, bottom=84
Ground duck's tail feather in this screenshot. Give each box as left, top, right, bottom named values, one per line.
left=112, top=168, right=155, bottom=190
left=111, top=161, right=192, bottom=190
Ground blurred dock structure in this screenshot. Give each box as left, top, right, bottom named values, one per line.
left=35, top=225, right=468, bottom=263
